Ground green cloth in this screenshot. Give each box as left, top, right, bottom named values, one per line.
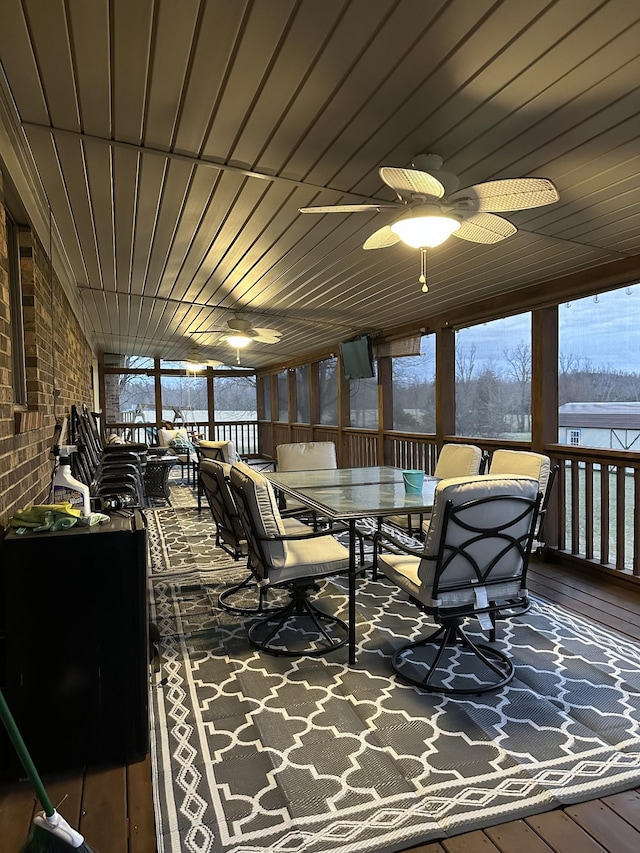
left=9, top=502, right=82, bottom=533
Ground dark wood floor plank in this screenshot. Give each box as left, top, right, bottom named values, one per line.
left=2, top=559, right=640, bottom=853
left=40, top=769, right=84, bottom=828
left=0, top=782, right=35, bottom=851
left=601, top=788, right=640, bottom=825
left=485, top=818, right=554, bottom=852
left=524, top=810, right=607, bottom=852
left=442, top=830, right=501, bottom=852
left=529, top=567, right=640, bottom=622
left=80, top=765, right=128, bottom=853
left=127, top=754, right=156, bottom=853
left=565, top=800, right=640, bottom=853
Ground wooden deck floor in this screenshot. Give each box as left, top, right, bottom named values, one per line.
left=2, top=559, right=640, bottom=853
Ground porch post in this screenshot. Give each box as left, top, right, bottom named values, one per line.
left=532, top=306, right=559, bottom=548
left=436, top=325, right=456, bottom=448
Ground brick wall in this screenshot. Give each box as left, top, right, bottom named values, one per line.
left=0, top=170, right=94, bottom=525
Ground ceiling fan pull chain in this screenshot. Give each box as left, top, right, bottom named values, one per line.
left=420, top=248, right=428, bottom=293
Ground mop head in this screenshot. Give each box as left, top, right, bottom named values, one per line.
left=20, top=810, right=97, bottom=852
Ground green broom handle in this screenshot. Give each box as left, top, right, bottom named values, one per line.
left=0, top=688, right=54, bottom=816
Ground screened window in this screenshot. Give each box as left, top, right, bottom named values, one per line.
left=277, top=371, right=288, bottom=421
left=295, top=365, right=310, bottom=422
left=104, top=370, right=155, bottom=424
left=392, top=335, right=435, bottom=432
left=215, top=375, right=256, bottom=420
left=455, top=314, right=532, bottom=439
left=559, top=288, right=640, bottom=449
left=349, top=367, right=378, bottom=428
left=318, top=358, right=337, bottom=425
left=160, top=374, right=207, bottom=430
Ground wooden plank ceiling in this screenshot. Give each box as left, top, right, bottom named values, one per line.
left=0, top=0, right=639, bottom=370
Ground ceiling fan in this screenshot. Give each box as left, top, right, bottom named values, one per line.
left=299, top=153, right=559, bottom=290
left=192, top=313, right=283, bottom=360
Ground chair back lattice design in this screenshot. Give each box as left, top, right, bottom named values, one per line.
left=276, top=441, right=337, bottom=471
left=421, top=475, right=541, bottom=614
left=199, top=459, right=246, bottom=559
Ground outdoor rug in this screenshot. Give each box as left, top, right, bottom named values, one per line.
left=147, top=492, right=640, bottom=853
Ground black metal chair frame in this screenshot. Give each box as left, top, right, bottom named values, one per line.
left=229, top=468, right=350, bottom=658
left=375, top=488, right=541, bottom=695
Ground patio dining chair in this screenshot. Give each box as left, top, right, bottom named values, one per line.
left=386, top=443, right=484, bottom=537
left=199, top=459, right=310, bottom=615
left=229, top=462, right=351, bottom=657
left=488, top=449, right=558, bottom=551
left=375, top=474, right=541, bottom=695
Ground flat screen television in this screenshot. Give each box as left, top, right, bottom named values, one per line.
left=339, top=336, right=375, bottom=380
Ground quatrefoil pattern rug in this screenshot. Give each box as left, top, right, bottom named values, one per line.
left=147, top=492, right=640, bottom=853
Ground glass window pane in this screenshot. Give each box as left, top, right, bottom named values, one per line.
left=214, top=375, right=256, bottom=420
left=559, top=287, right=640, bottom=449
left=455, top=314, right=532, bottom=439
left=349, top=366, right=378, bottom=428
left=160, top=374, right=207, bottom=433
left=318, top=358, right=337, bottom=425
left=105, top=372, right=156, bottom=424
left=277, top=371, right=288, bottom=421
left=296, top=366, right=310, bottom=422
left=392, top=335, right=435, bottom=432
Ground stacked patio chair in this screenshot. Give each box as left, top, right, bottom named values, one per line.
left=69, top=404, right=147, bottom=507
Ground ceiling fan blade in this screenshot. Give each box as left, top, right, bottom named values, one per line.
left=446, top=177, right=559, bottom=212
left=363, top=225, right=402, bottom=250
left=253, top=334, right=280, bottom=344
left=452, top=213, right=517, bottom=244
left=253, top=326, right=282, bottom=338
left=379, top=167, right=445, bottom=199
left=299, top=203, right=396, bottom=214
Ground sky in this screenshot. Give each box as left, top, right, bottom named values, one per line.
left=451, top=285, right=640, bottom=374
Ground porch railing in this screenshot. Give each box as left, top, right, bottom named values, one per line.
left=109, top=417, right=640, bottom=580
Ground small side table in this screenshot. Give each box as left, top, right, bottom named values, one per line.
left=144, top=456, right=177, bottom=506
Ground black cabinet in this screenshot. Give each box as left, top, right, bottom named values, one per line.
left=0, top=512, right=149, bottom=777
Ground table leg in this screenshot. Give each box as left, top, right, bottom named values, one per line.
left=348, top=518, right=357, bottom=665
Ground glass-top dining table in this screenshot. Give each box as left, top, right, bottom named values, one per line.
left=266, top=466, right=438, bottom=663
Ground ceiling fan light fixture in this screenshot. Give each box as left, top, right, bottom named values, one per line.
left=390, top=205, right=460, bottom=248
left=225, top=333, right=253, bottom=348
left=184, top=361, right=206, bottom=373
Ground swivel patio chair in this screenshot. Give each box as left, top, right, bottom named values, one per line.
left=195, top=439, right=239, bottom=510
left=488, top=449, right=558, bottom=551
left=200, top=459, right=313, bottom=615
left=229, top=462, right=351, bottom=657
left=275, top=440, right=365, bottom=564
left=375, top=474, right=541, bottom=695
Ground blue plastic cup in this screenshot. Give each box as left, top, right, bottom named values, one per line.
left=402, top=469, right=424, bottom=494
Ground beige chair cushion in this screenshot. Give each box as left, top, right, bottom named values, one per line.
left=489, top=449, right=551, bottom=497
left=276, top=441, right=337, bottom=471
left=229, top=462, right=349, bottom=585
left=379, top=475, right=539, bottom=611
left=388, top=443, right=483, bottom=534
left=433, top=443, right=483, bottom=479
left=198, top=439, right=238, bottom=463
left=158, top=427, right=189, bottom=447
